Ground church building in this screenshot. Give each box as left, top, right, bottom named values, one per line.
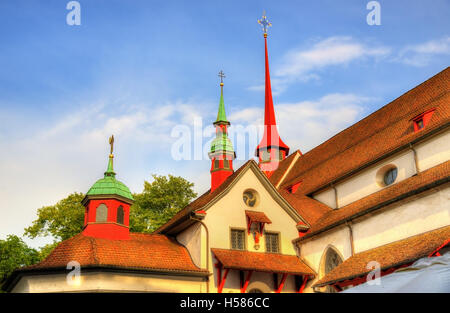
left=3, top=14, right=450, bottom=293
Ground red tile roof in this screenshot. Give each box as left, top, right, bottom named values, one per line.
left=212, top=248, right=315, bottom=276
left=314, top=225, right=450, bottom=287
left=268, top=151, right=301, bottom=187
left=279, top=190, right=332, bottom=226
left=245, top=210, right=272, bottom=224
left=275, top=68, right=450, bottom=198
left=297, top=160, right=450, bottom=242
left=23, top=233, right=207, bottom=274
left=264, top=67, right=450, bottom=233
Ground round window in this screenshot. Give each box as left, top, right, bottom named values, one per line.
left=383, top=167, right=398, bottom=186
left=243, top=190, right=258, bottom=207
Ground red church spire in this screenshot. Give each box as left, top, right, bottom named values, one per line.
left=255, top=13, right=290, bottom=177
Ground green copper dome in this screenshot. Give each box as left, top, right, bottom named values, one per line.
left=86, top=175, right=134, bottom=201
left=210, top=132, right=235, bottom=155
left=86, top=140, right=134, bottom=201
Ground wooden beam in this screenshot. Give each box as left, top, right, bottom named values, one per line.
left=240, top=270, right=253, bottom=293
left=298, top=275, right=308, bottom=293
left=275, top=273, right=288, bottom=293
left=218, top=268, right=229, bottom=293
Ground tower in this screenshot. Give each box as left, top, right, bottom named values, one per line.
left=81, top=135, right=134, bottom=240
left=255, top=13, right=290, bottom=177
left=209, top=71, right=236, bottom=193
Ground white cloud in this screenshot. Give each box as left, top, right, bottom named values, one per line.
left=230, top=93, right=370, bottom=154
left=396, top=36, right=450, bottom=67
left=276, top=36, right=389, bottom=79
left=248, top=36, right=390, bottom=94
left=0, top=98, right=211, bottom=247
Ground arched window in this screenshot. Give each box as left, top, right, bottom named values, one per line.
left=117, top=206, right=124, bottom=225
left=324, top=248, right=343, bottom=293
left=95, top=204, right=108, bottom=223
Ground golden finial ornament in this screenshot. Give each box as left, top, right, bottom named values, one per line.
left=109, top=135, right=114, bottom=158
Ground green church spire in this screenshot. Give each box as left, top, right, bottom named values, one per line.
left=85, top=135, right=133, bottom=201
left=104, top=135, right=116, bottom=177
left=214, top=70, right=230, bottom=125
left=210, top=71, right=235, bottom=156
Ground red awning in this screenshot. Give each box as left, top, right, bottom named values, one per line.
left=245, top=210, right=272, bottom=224
left=212, top=248, right=315, bottom=276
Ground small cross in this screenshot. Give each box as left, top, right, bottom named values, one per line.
left=258, top=11, right=272, bottom=34
left=218, top=70, right=226, bottom=84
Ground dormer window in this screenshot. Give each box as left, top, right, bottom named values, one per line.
left=412, top=108, right=436, bottom=132
left=415, top=118, right=424, bottom=130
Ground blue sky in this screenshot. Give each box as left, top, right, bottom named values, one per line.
left=0, top=0, right=449, bottom=247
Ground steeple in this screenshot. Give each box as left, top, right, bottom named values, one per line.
left=81, top=135, right=134, bottom=240
left=255, top=13, right=290, bottom=177
left=209, top=71, right=236, bottom=193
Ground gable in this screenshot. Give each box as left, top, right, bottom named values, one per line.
left=156, top=160, right=309, bottom=236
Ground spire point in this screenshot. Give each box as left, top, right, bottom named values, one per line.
left=258, top=11, right=272, bottom=36
left=105, top=135, right=116, bottom=178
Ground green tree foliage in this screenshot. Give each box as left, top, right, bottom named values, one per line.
left=24, top=192, right=85, bottom=241
left=24, top=175, right=197, bottom=240
left=0, top=235, right=39, bottom=287
left=130, top=174, right=197, bottom=233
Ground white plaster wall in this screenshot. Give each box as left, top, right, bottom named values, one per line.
left=297, top=226, right=351, bottom=293
left=313, top=187, right=335, bottom=209
left=204, top=168, right=299, bottom=256
left=312, top=129, right=449, bottom=210
left=202, top=167, right=300, bottom=292
left=415, top=129, right=450, bottom=172
left=352, top=184, right=450, bottom=253
left=337, top=150, right=416, bottom=208
left=12, top=272, right=206, bottom=293
left=177, top=223, right=202, bottom=268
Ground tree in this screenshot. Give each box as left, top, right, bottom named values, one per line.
left=0, top=235, right=39, bottom=288
left=24, top=192, right=85, bottom=242
left=24, top=175, right=197, bottom=239
left=130, top=174, right=197, bottom=233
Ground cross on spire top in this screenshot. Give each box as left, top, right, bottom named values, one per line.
left=258, top=11, right=272, bottom=35
left=218, top=70, right=226, bottom=85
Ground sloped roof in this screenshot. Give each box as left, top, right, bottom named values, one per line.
left=156, top=160, right=305, bottom=235
left=268, top=151, right=301, bottom=188
left=212, top=248, right=315, bottom=276
left=296, top=160, right=450, bottom=242
left=280, top=190, right=332, bottom=226
left=276, top=67, right=450, bottom=196
left=20, top=233, right=206, bottom=274
left=155, top=160, right=253, bottom=234
left=314, top=225, right=450, bottom=288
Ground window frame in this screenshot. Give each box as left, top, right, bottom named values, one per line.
left=230, top=227, right=247, bottom=251
left=264, top=231, right=281, bottom=254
